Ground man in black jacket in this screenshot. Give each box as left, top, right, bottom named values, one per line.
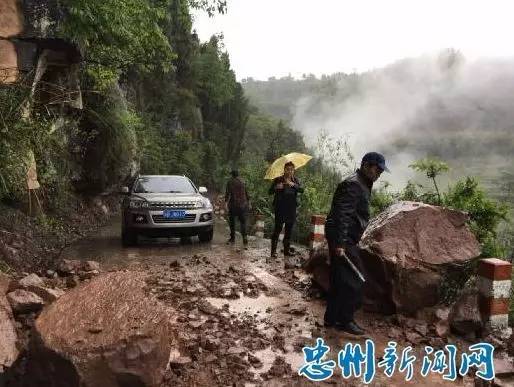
left=324, top=152, right=389, bottom=335
left=269, top=162, right=304, bottom=258
left=225, top=170, right=250, bottom=248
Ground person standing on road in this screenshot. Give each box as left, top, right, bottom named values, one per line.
left=269, top=161, right=304, bottom=258
left=225, top=170, right=250, bottom=248
left=324, top=152, right=389, bottom=336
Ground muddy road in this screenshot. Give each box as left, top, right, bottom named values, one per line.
left=60, top=216, right=475, bottom=386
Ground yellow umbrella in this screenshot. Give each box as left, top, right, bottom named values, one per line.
left=264, top=152, right=313, bottom=180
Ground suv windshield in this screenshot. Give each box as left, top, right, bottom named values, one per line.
left=133, top=176, right=197, bottom=194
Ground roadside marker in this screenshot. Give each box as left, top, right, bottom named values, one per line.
left=478, top=258, right=512, bottom=333
left=310, top=215, right=326, bottom=251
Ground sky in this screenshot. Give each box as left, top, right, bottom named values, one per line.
left=193, top=0, right=514, bottom=80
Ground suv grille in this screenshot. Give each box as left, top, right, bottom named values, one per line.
left=152, top=214, right=197, bottom=223
left=149, top=201, right=196, bottom=210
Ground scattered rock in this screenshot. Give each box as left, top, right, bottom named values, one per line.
left=0, top=273, right=10, bottom=295
left=18, top=273, right=44, bottom=288
left=189, top=320, right=205, bottom=329
left=227, top=346, right=246, bottom=355
left=429, top=337, right=446, bottom=349
left=448, top=289, right=482, bottom=337
left=414, top=323, right=428, bottom=336
left=405, top=331, right=422, bottom=344
left=289, top=305, right=307, bottom=316
left=28, top=271, right=175, bottom=387
left=248, top=354, right=263, bottom=368
left=82, top=261, right=100, bottom=272
left=79, top=270, right=100, bottom=281
left=65, top=275, right=80, bottom=288
left=7, top=289, right=45, bottom=314
left=198, top=300, right=218, bottom=315
left=388, top=327, right=403, bottom=339
left=494, top=357, right=514, bottom=377
left=205, top=354, right=217, bottom=363
left=435, top=307, right=451, bottom=321
left=27, top=286, right=65, bottom=303
left=57, top=259, right=82, bottom=276
left=169, top=260, right=179, bottom=268
left=303, top=249, right=330, bottom=292
left=205, top=339, right=220, bottom=351
left=0, top=293, right=18, bottom=371
left=263, top=356, right=290, bottom=379
left=435, top=320, right=450, bottom=338
left=169, top=355, right=192, bottom=367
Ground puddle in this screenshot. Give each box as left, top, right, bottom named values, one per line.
left=60, top=216, right=234, bottom=268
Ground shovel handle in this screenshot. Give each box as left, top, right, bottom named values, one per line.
left=338, top=250, right=366, bottom=283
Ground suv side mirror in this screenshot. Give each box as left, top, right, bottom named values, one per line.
left=120, top=186, right=129, bottom=194
left=199, top=186, right=208, bottom=194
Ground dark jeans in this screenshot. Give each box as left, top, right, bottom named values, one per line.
left=271, top=218, right=295, bottom=249
left=228, top=207, right=247, bottom=240
left=324, top=242, right=364, bottom=325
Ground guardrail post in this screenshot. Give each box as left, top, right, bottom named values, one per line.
left=478, top=258, right=512, bottom=334
left=310, top=215, right=326, bottom=251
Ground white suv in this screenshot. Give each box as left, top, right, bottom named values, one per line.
left=120, top=175, right=214, bottom=246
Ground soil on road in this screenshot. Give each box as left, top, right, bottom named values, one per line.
left=61, top=216, right=475, bottom=386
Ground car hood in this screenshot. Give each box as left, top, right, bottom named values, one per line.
left=131, top=192, right=205, bottom=202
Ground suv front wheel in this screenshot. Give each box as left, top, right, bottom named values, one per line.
left=198, top=229, right=213, bottom=243
left=122, top=228, right=138, bottom=246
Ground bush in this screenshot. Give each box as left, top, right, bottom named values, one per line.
left=443, top=177, right=509, bottom=257
left=78, top=83, right=139, bottom=193
left=0, top=76, right=71, bottom=205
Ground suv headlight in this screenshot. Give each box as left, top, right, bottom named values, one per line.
left=129, top=200, right=148, bottom=209
left=193, top=198, right=212, bottom=209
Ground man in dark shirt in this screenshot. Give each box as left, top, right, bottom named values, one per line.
left=269, top=162, right=304, bottom=258
left=225, top=170, right=250, bottom=248
left=324, top=152, right=389, bottom=335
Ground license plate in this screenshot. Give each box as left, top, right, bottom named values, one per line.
left=163, top=210, right=186, bottom=219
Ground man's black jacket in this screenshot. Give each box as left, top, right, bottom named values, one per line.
left=325, top=169, right=373, bottom=247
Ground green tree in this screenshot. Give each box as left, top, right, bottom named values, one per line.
left=444, top=177, right=509, bottom=256
left=60, top=0, right=174, bottom=87
left=409, top=157, right=449, bottom=204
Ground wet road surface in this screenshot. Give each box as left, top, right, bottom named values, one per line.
left=61, top=216, right=475, bottom=386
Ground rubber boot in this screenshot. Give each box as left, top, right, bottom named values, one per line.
left=283, top=240, right=293, bottom=256
left=270, top=237, right=278, bottom=258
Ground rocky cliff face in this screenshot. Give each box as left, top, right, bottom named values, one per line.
left=0, top=0, right=82, bottom=109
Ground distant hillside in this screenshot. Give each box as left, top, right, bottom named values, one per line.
left=242, top=51, right=514, bottom=202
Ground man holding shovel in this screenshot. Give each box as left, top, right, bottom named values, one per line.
left=324, top=152, right=389, bottom=335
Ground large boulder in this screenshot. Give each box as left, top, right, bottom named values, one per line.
left=305, top=201, right=481, bottom=315
left=0, top=273, right=18, bottom=374
left=27, top=271, right=175, bottom=387
left=359, top=201, right=480, bottom=314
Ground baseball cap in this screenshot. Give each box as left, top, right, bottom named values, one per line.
left=361, top=152, right=390, bottom=173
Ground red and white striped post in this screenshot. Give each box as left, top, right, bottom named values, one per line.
left=255, top=214, right=265, bottom=238
left=478, top=258, right=512, bottom=332
left=310, top=215, right=326, bottom=251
